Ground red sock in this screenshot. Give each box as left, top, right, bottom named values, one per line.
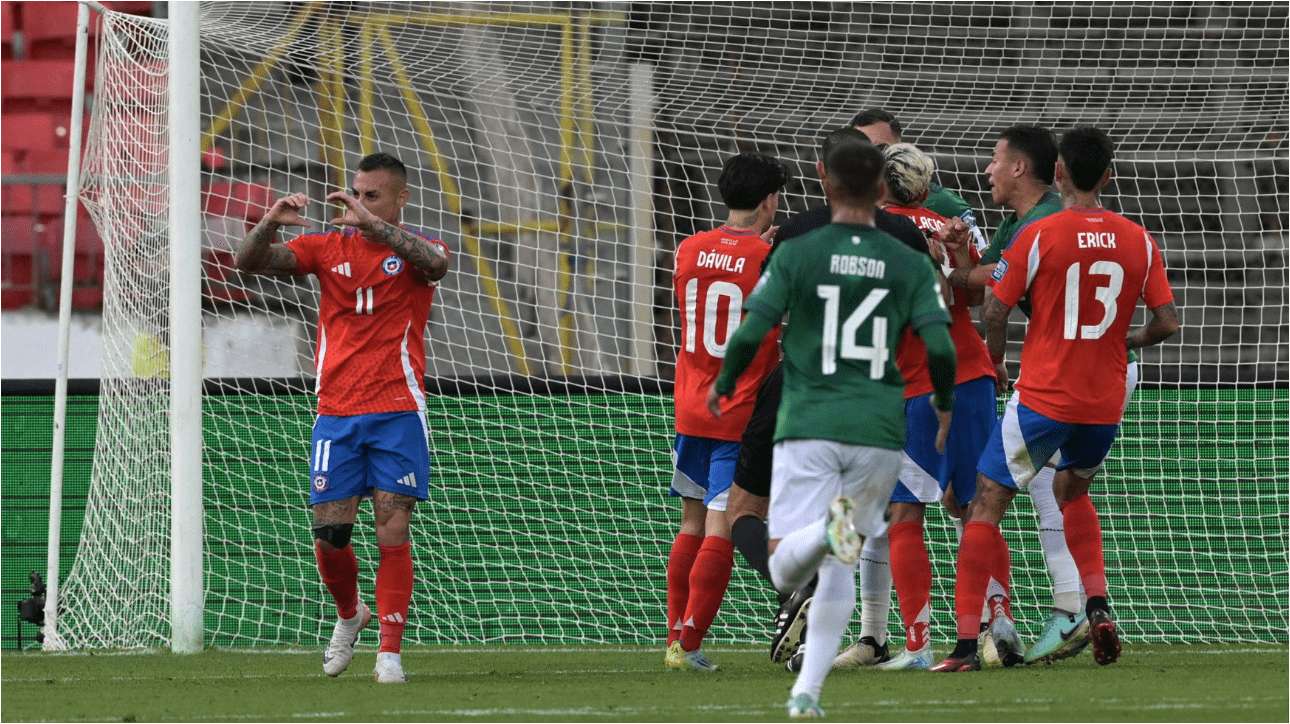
left=375, top=541, right=414, bottom=654
left=666, top=534, right=703, bottom=645
left=955, top=521, right=1001, bottom=639
left=888, top=520, right=931, bottom=651
left=990, top=524, right=1013, bottom=620
left=1060, top=493, right=1108, bottom=599
left=679, top=536, right=735, bottom=652
left=315, top=542, right=360, bottom=619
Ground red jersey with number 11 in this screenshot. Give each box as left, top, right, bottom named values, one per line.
left=673, top=226, right=779, bottom=440
left=288, top=226, right=450, bottom=417
left=992, top=207, right=1173, bottom=424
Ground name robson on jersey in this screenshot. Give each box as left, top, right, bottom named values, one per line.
left=382, top=255, right=404, bottom=275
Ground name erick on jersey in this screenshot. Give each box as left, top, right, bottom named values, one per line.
left=884, top=204, right=996, bottom=397
left=992, top=207, right=1173, bottom=425
left=287, top=226, right=450, bottom=416
left=673, top=225, right=779, bottom=440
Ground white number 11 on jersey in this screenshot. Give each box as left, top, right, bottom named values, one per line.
left=817, top=284, right=890, bottom=378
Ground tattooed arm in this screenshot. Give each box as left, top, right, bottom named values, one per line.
left=327, top=190, right=449, bottom=283
left=235, top=193, right=307, bottom=275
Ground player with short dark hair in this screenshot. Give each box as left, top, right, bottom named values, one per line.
left=931, top=126, right=1179, bottom=672
left=849, top=108, right=988, bottom=251
left=941, top=123, right=1118, bottom=665
left=235, top=151, right=450, bottom=684
left=664, top=151, right=789, bottom=671
left=709, top=136, right=956, bottom=716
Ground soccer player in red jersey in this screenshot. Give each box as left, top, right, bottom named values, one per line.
left=665, top=152, right=789, bottom=671
left=932, top=127, right=1179, bottom=672
left=235, top=152, right=450, bottom=683
left=834, top=143, right=997, bottom=670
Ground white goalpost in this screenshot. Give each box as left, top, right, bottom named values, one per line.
left=47, top=1, right=1286, bottom=651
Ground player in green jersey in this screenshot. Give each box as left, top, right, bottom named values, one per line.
left=708, top=137, right=957, bottom=718
left=849, top=108, right=987, bottom=252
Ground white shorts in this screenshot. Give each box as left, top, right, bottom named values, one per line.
left=767, top=439, right=902, bottom=541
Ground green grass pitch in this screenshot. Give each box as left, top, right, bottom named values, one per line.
left=2, top=644, right=1286, bottom=722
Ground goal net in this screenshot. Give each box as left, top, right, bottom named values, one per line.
left=56, top=2, right=1287, bottom=649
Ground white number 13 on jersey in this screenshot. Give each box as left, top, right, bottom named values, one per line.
left=817, top=285, right=889, bottom=378
left=1063, top=261, right=1123, bottom=339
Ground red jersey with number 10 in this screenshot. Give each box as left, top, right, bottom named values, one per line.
left=992, top=207, right=1173, bottom=424
left=287, top=226, right=450, bottom=416
left=885, top=204, right=997, bottom=398
left=673, top=226, right=779, bottom=440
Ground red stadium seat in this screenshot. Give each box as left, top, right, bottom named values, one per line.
left=1, top=59, right=84, bottom=115
left=20, top=1, right=97, bottom=60
left=101, top=1, right=154, bottom=15
left=1, top=112, right=57, bottom=152
left=2, top=177, right=64, bottom=217
left=203, top=181, right=276, bottom=224
left=18, top=147, right=70, bottom=174
left=1, top=214, right=44, bottom=308
left=3, top=147, right=69, bottom=219
left=2, top=1, right=16, bottom=59
left=42, top=213, right=104, bottom=309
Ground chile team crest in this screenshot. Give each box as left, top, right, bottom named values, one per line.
left=382, top=255, right=404, bottom=275
left=311, top=473, right=329, bottom=492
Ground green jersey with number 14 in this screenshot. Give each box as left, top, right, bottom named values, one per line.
left=745, top=223, right=952, bottom=449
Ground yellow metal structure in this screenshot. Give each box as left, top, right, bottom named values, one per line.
left=201, top=7, right=627, bottom=377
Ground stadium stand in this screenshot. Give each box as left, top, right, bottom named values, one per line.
left=1, top=58, right=83, bottom=116
left=42, top=214, right=104, bottom=310
left=1, top=214, right=42, bottom=308
left=18, top=1, right=95, bottom=60
left=1, top=1, right=15, bottom=59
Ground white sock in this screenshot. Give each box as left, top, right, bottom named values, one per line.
left=791, top=555, right=856, bottom=701
left=949, top=515, right=964, bottom=545
left=858, top=535, right=891, bottom=645
left=1030, top=466, right=1083, bottom=614
left=768, top=518, right=828, bottom=595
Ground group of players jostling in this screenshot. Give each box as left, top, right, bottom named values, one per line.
left=232, top=107, right=1179, bottom=715
left=665, top=109, right=1178, bottom=716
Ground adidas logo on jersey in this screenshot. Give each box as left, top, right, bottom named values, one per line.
left=394, top=473, right=417, bottom=488
left=331, top=262, right=352, bottom=277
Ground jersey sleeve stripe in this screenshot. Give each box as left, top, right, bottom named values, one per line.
left=1025, top=229, right=1042, bottom=290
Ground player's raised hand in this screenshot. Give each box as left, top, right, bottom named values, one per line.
left=326, top=189, right=380, bottom=232
left=760, top=225, right=779, bottom=243
left=264, top=193, right=314, bottom=227
left=929, top=396, right=952, bottom=455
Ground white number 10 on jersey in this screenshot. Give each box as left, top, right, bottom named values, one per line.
left=817, top=285, right=890, bottom=378
left=683, top=278, right=744, bottom=358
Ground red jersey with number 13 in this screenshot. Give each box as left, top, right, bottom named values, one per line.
left=288, top=226, right=450, bottom=417
left=992, top=207, right=1173, bottom=424
left=673, top=226, right=779, bottom=440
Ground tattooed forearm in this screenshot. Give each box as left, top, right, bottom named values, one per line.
left=236, top=221, right=298, bottom=274
left=367, top=218, right=449, bottom=282
left=983, top=294, right=1011, bottom=360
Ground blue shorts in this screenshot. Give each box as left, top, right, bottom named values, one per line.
left=670, top=433, right=739, bottom=512
left=892, top=376, right=997, bottom=507
left=309, top=411, right=431, bottom=505
left=977, top=393, right=1119, bottom=490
